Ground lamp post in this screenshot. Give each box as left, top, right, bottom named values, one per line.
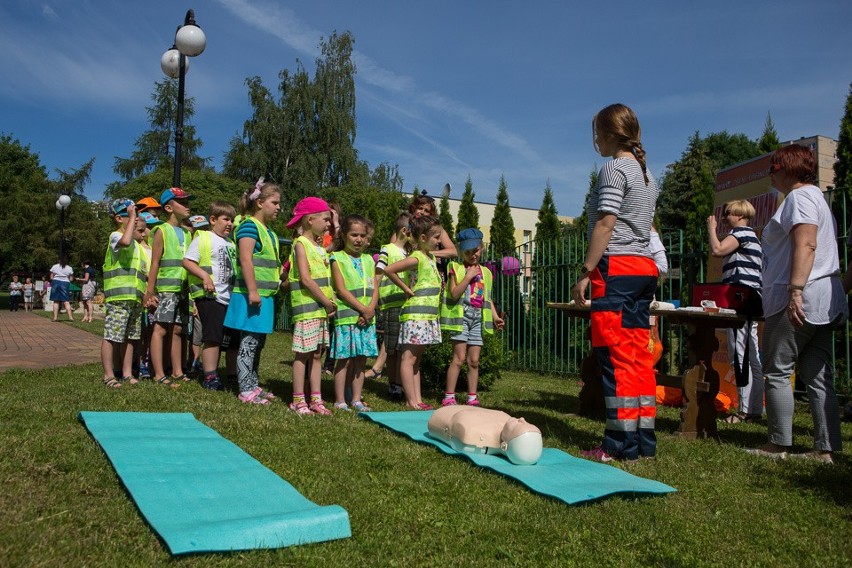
left=160, top=9, right=206, bottom=188
left=55, top=194, right=71, bottom=259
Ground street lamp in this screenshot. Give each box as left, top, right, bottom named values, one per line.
left=55, top=194, right=71, bottom=259
left=160, top=9, right=206, bottom=188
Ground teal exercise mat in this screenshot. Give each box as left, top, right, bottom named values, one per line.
left=360, top=411, right=675, bottom=505
left=79, top=411, right=351, bottom=555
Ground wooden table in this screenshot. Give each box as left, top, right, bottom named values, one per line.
left=548, top=302, right=753, bottom=440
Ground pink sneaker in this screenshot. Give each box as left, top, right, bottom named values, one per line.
left=581, top=446, right=614, bottom=463
left=441, top=397, right=457, bottom=407
left=289, top=401, right=313, bottom=415
left=238, top=391, right=270, bottom=405
left=465, top=398, right=480, bottom=407
left=253, top=386, right=277, bottom=400
left=309, top=400, right=333, bottom=415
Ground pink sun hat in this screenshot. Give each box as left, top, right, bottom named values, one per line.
left=286, top=197, right=330, bottom=229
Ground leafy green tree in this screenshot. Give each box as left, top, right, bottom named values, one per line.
left=489, top=175, right=516, bottom=255
left=701, top=131, right=761, bottom=171
left=223, top=32, right=359, bottom=213
left=832, top=84, right=852, bottom=234
left=113, top=79, right=209, bottom=183
left=0, top=135, right=103, bottom=278
left=757, top=112, right=782, bottom=153
left=438, top=186, right=454, bottom=238
left=455, top=175, right=480, bottom=234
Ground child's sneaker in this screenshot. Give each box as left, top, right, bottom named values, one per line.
left=388, top=383, right=404, bottom=401
left=190, top=360, right=204, bottom=377
left=138, top=363, right=151, bottom=380
left=238, top=391, right=270, bottom=405
left=202, top=377, right=223, bottom=391
left=333, top=402, right=351, bottom=411
left=289, top=401, right=314, bottom=416
left=351, top=400, right=372, bottom=412
left=253, top=386, right=277, bottom=400
left=309, top=400, right=333, bottom=415
left=465, top=397, right=480, bottom=407
left=441, top=396, right=457, bottom=407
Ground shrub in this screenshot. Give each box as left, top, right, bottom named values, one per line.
left=420, top=329, right=510, bottom=393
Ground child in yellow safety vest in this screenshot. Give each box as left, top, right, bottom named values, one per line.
left=223, top=179, right=283, bottom=405
left=287, top=197, right=336, bottom=415
left=382, top=215, right=444, bottom=410
left=329, top=215, right=380, bottom=412
left=100, top=198, right=147, bottom=388
left=144, top=187, right=194, bottom=388
left=183, top=202, right=239, bottom=392
left=440, top=228, right=504, bottom=407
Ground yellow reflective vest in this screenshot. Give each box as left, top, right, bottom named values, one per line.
left=150, top=223, right=190, bottom=293
left=400, top=251, right=441, bottom=322
left=233, top=217, right=280, bottom=297
left=288, top=235, right=333, bottom=322
left=378, top=242, right=407, bottom=309
left=440, top=261, right=494, bottom=334
left=332, top=251, right=376, bottom=326
left=102, top=232, right=145, bottom=303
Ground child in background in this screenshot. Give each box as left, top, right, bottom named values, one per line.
left=186, top=214, right=211, bottom=377
left=707, top=200, right=764, bottom=423
left=440, top=228, right=504, bottom=407
left=8, top=275, right=22, bottom=312
left=330, top=215, right=379, bottom=411
left=101, top=199, right=146, bottom=388
left=382, top=215, right=444, bottom=410
left=76, top=260, right=98, bottom=323
left=23, top=277, right=34, bottom=312
left=322, top=201, right=343, bottom=378
left=144, top=187, right=194, bottom=387
left=137, top=211, right=161, bottom=379
left=374, top=212, right=411, bottom=400
left=223, top=179, right=283, bottom=405
left=183, top=204, right=238, bottom=391
left=287, top=197, right=336, bottom=415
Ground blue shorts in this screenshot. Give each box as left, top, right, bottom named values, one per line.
left=450, top=305, right=484, bottom=346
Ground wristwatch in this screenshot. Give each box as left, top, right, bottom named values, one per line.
left=579, top=265, right=589, bottom=276
left=787, top=284, right=805, bottom=291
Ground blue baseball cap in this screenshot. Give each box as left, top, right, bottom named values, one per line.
left=457, top=228, right=483, bottom=252
left=159, top=187, right=194, bottom=206
left=108, top=198, right=148, bottom=217
left=188, top=214, right=209, bottom=228
left=139, top=212, right=162, bottom=226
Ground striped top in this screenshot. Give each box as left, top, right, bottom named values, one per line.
left=722, top=226, right=762, bottom=289
left=587, top=157, right=659, bottom=257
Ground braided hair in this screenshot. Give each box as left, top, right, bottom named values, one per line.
left=593, top=103, right=649, bottom=185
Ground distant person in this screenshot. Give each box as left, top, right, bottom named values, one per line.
left=183, top=203, right=239, bottom=391
left=571, top=103, right=660, bottom=462
left=76, top=260, right=98, bottom=323
left=8, top=275, right=23, bottom=312
left=330, top=214, right=379, bottom=412
left=707, top=200, right=764, bottom=423
left=287, top=196, right=336, bottom=414
left=224, top=179, right=285, bottom=405
left=748, top=144, right=846, bottom=464
left=50, top=255, right=75, bottom=322
left=440, top=228, right=504, bottom=407
left=382, top=215, right=445, bottom=410
left=38, top=275, right=50, bottom=309
left=23, top=276, right=34, bottom=312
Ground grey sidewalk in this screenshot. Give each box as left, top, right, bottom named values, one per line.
left=0, top=311, right=101, bottom=372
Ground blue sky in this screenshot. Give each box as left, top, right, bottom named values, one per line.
left=1, top=0, right=851, bottom=216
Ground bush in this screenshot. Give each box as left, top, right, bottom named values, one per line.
left=420, top=329, right=510, bottom=393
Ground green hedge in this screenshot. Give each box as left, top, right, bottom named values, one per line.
left=420, top=330, right=510, bottom=393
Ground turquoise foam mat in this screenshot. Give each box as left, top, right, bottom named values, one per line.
left=79, top=411, right=351, bottom=555
left=360, top=411, right=676, bottom=505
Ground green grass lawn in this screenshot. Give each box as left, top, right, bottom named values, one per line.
left=1, top=325, right=851, bottom=567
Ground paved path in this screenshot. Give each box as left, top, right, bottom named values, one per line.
left=0, top=311, right=101, bottom=372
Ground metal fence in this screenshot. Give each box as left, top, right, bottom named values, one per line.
left=483, top=219, right=852, bottom=400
